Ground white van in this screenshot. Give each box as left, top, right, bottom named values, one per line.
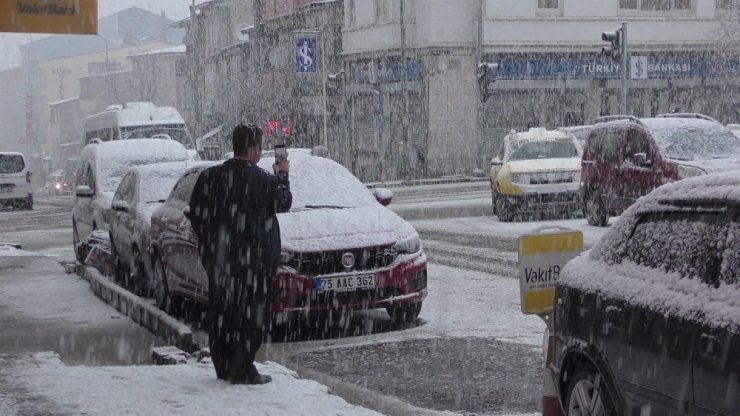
left=0, top=152, right=33, bottom=210
left=72, top=138, right=190, bottom=261
left=83, top=102, right=200, bottom=159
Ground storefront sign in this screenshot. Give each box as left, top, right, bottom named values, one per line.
left=0, top=0, right=97, bottom=35
left=496, top=56, right=740, bottom=79
left=352, top=60, right=423, bottom=83
left=518, top=229, right=583, bottom=315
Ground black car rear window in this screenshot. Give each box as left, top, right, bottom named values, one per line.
left=0, top=154, right=25, bottom=174
left=626, top=211, right=729, bottom=287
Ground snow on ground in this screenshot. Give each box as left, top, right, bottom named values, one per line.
left=0, top=245, right=39, bottom=257
left=0, top=353, right=382, bottom=416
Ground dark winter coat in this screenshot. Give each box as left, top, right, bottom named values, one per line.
left=188, top=158, right=292, bottom=286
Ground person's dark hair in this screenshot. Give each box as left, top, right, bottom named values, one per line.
left=232, top=123, right=262, bottom=156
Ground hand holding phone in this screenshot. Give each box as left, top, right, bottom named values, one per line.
left=274, top=144, right=287, bottom=161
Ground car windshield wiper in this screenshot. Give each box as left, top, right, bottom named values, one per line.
left=299, top=205, right=349, bottom=210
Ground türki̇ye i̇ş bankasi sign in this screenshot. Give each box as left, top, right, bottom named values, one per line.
left=0, top=0, right=97, bottom=35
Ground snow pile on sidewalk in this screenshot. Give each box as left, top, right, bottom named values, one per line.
left=0, top=244, right=39, bottom=257
left=0, top=352, right=381, bottom=416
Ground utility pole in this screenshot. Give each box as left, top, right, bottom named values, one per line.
left=400, top=0, right=409, bottom=179
left=475, top=0, right=484, bottom=170
left=322, top=30, right=328, bottom=148
left=620, top=21, right=628, bottom=115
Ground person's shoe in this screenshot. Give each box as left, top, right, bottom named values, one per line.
left=246, top=374, right=272, bottom=385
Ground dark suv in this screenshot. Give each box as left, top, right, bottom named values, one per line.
left=550, top=171, right=739, bottom=416
left=581, top=113, right=740, bottom=226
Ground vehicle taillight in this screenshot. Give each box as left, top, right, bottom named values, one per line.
left=26, top=172, right=32, bottom=183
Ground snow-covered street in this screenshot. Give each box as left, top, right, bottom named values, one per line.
left=0, top=193, right=560, bottom=415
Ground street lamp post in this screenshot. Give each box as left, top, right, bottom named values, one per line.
left=328, top=70, right=349, bottom=171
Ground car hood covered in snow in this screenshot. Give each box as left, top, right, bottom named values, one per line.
left=673, top=156, right=740, bottom=174
left=505, top=157, right=581, bottom=174
left=278, top=205, right=417, bottom=253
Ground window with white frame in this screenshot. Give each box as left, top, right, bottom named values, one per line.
left=375, top=0, right=391, bottom=23
left=620, top=0, right=693, bottom=10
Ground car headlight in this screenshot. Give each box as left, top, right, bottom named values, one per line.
left=677, top=164, right=706, bottom=179
left=280, top=252, right=294, bottom=264
left=55, top=183, right=61, bottom=189
left=393, top=234, right=421, bottom=254
left=510, top=173, right=530, bottom=184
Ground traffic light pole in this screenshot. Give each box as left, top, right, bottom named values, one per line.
left=620, top=21, right=628, bottom=115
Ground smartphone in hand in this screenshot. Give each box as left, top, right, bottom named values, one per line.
left=274, top=144, right=287, bottom=161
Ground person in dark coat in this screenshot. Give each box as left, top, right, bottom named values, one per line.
left=188, top=123, right=292, bottom=385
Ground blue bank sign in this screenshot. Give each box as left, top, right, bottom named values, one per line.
left=352, top=60, right=423, bottom=83
left=493, top=56, right=740, bottom=79
left=295, top=37, right=317, bottom=74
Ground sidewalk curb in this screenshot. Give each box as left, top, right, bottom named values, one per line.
left=82, top=266, right=195, bottom=353
left=366, top=176, right=487, bottom=189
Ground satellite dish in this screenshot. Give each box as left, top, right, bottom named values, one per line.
left=235, top=23, right=252, bottom=42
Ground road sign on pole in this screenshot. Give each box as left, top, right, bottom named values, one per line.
left=518, top=228, right=583, bottom=315
left=295, top=37, right=317, bottom=74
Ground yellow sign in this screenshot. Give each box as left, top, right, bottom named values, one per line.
left=0, top=0, right=97, bottom=35
left=518, top=230, right=583, bottom=315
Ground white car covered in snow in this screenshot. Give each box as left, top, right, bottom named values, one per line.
left=108, top=160, right=215, bottom=294
left=72, top=138, right=191, bottom=262
left=489, top=127, right=582, bottom=221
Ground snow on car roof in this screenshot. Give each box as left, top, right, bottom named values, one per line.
left=132, top=161, right=216, bottom=204
left=88, top=139, right=190, bottom=194
left=258, top=152, right=377, bottom=209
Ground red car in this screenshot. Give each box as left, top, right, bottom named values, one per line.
left=581, top=113, right=740, bottom=226
left=149, top=151, right=427, bottom=326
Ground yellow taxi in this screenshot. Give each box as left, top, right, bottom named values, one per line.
left=489, top=128, right=582, bottom=221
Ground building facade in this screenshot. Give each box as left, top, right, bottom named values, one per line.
left=343, top=0, right=740, bottom=180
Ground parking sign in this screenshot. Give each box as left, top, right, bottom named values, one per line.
left=295, top=37, right=317, bottom=74
left=518, top=229, right=583, bottom=315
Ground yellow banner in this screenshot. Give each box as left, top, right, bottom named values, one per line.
left=0, top=0, right=97, bottom=35
left=519, top=232, right=583, bottom=257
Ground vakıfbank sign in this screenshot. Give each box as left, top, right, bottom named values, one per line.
left=0, top=0, right=97, bottom=35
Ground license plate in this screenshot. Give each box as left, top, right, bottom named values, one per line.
left=315, top=273, right=376, bottom=294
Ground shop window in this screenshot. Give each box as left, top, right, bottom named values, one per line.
left=716, top=0, right=737, bottom=9
left=538, top=0, right=559, bottom=8
left=620, top=0, right=693, bottom=10
left=537, top=0, right=562, bottom=16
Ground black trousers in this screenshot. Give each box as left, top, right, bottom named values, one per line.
left=207, top=269, right=272, bottom=383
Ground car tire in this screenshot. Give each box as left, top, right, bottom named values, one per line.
left=565, top=365, right=616, bottom=416
left=129, top=247, right=146, bottom=296
left=72, top=220, right=82, bottom=263
left=495, top=193, right=514, bottom=222
left=26, top=196, right=33, bottom=210
left=151, top=254, right=171, bottom=312
left=110, top=236, right=126, bottom=284
left=387, top=302, right=422, bottom=326
left=490, top=181, right=497, bottom=216
left=585, top=192, right=608, bottom=227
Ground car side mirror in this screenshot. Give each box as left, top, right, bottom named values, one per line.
left=183, top=205, right=192, bottom=220
left=111, top=200, right=130, bottom=212
left=491, top=157, right=502, bottom=166
left=373, top=188, right=393, bottom=206
left=633, top=153, right=650, bottom=167
left=195, top=137, right=203, bottom=152
left=75, top=185, right=93, bottom=198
